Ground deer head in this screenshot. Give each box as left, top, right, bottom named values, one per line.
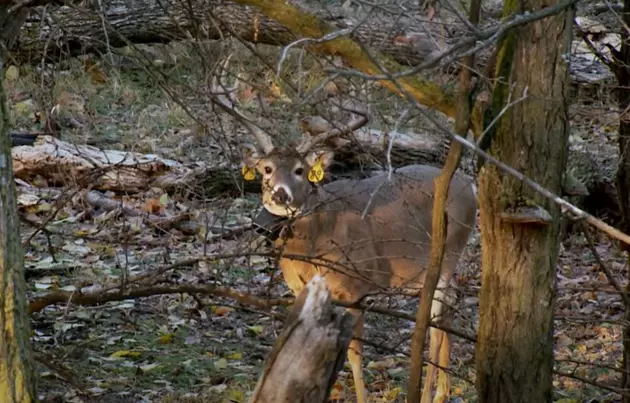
left=211, top=56, right=368, bottom=217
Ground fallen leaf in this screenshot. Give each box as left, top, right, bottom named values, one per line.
left=159, top=193, right=169, bottom=207
left=247, top=325, right=264, bottom=336
left=157, top=333, right=175, bottom=345
left=110, top=350, right=142, bottom=358
left=5, top=65, right=19, bottom=81
left=214, top=358, right=228, bottom=370
left=226, top=352, right=242, bottom=360
left=143, top=198, right=164, bottom=214
left=239, top=85, right=256, bottom=103
left=227, top=389, right=245, bottom=403
left=383, top=387, right=401, bottom=401
left=84, top=59, right=109, bottom=84
left=139, top=363, right=160, bottom=372
left=213, top=306, right=232, bottom=317
left=328, top=382, right=345, bottom=401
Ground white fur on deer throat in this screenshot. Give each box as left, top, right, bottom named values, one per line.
left=263, top=203, right=302, bottom=217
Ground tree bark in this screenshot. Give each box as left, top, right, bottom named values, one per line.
left=249, top=275, right=355, bottom=403
left=0, top=7, right=38, bottom=402
left=475, top=0, right=573, bottom=401
left=15, top=0, right=437, bottom=68
left=613, top=0, right=630, bottom=398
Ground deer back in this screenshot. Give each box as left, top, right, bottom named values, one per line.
left=276, top=164, right=477, bottom=300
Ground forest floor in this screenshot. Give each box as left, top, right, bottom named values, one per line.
left=6, top=36, right=626, bottom=403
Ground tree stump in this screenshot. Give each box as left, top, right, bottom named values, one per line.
left=250, top=276, right=356, bottom=403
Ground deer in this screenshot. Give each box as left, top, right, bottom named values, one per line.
left=211, top=57, right=478, bottom=403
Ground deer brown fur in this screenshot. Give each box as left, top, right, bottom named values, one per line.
left=212, top=57, right=477, bottom=403
left=244, top=146, right=477, bottom=403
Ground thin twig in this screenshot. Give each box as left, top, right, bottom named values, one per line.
left=476, top=85, right=528, bottom=146
left=555, top=369, right=629, bottom=396
left=579, top=221, right=629, bottom=306
left=376, top=65, right=630, bottom=246
left=327, top=0, right=581, bottom=80
left=277, top=27, right=354, bottom=76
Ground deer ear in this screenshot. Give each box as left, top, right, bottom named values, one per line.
left=240, top=143, right=261, bottom=168
left=305, top=150, right=335, bottom=170
left=240, top=143, right=261, bottom=181
left=304, top=150, right=335, bottom=183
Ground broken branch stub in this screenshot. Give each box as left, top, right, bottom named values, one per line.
left=249, top=276, right=356, bottom=403
left=295, top=104, right=369, bottom=155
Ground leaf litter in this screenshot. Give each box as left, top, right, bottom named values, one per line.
left=7, top=41, right=628, bottom=403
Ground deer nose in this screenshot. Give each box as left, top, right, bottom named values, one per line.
left=272, top=186, right=293, bottom=205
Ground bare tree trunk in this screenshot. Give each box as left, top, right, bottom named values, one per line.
left=613, top=0, right=630, bottom=398
left=475, top=0, right=574, bottom=401
left=0, top=6, right=38, bottom=402
left=249, top=276, right=355, bottom=403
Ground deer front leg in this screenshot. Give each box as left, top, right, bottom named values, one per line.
left=421, top=277, right=455, bottom=403
left=347, top=309, right=367, bottom=403
left=434, top=330, right=452, bottom=403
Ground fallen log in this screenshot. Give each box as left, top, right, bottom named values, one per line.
left=10, top=130, right=451, bottom=194
left=15, top=0, right=437, bottom=67
left=10, top=134, right=250, bottom=194
left=14, top=0, right=615, bottom=85
left=249, top=275, right=355, bottom=403
left=10, top=131, right=618, bottom=224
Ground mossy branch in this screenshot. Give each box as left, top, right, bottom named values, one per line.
left=230, top=0, right=458, bottom=118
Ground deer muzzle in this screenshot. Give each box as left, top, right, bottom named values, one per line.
left=271, top=186, right=293, bottom=205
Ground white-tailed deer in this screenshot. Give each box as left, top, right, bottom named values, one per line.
left=212, top=58, right=477, bottom=403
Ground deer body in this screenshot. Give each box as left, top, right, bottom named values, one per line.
left=211, top=58, right=476, bottom=402
left=273, top=164, right=477, bottom=301
left=249, top=150, right=477, bottom=403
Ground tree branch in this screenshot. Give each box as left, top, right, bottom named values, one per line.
left=407, top=0, right=478, bottom=398
left=325, top=0, right=581, bottom=81
left=230, top=0, right=458, bottom=118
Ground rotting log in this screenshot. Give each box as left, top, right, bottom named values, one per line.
left=10, top=130, right=452, bottom=194
left=249, top=275, right=355, bottom=403
left=10, top=134, right=241, bottom=194
left=329, top=126, right=451, bottom=172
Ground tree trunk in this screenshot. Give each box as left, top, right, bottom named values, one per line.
left=613, top=0, right=630, bottom=398
left=14, top=0, right=438, bottom=67
left=475, top=0, right=573, bottom=401
left=0, top=7, right=38, bottom=402
left=249, top=275, right=355, bottom=403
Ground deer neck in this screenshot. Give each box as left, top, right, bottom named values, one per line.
left=253, top=185, right=321, bottom=241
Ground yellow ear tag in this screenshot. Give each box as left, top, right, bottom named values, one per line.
left=308, top=157, right=325, bottom=183
left=241, top=165, right=256, bottom=181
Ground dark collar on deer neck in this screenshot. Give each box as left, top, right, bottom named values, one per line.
left=253, top=208, right=291, bottom=242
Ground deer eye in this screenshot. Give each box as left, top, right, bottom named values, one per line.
left=264, top=166, right=273, bottom=175
left=294, top=167, right=304, bottom=176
